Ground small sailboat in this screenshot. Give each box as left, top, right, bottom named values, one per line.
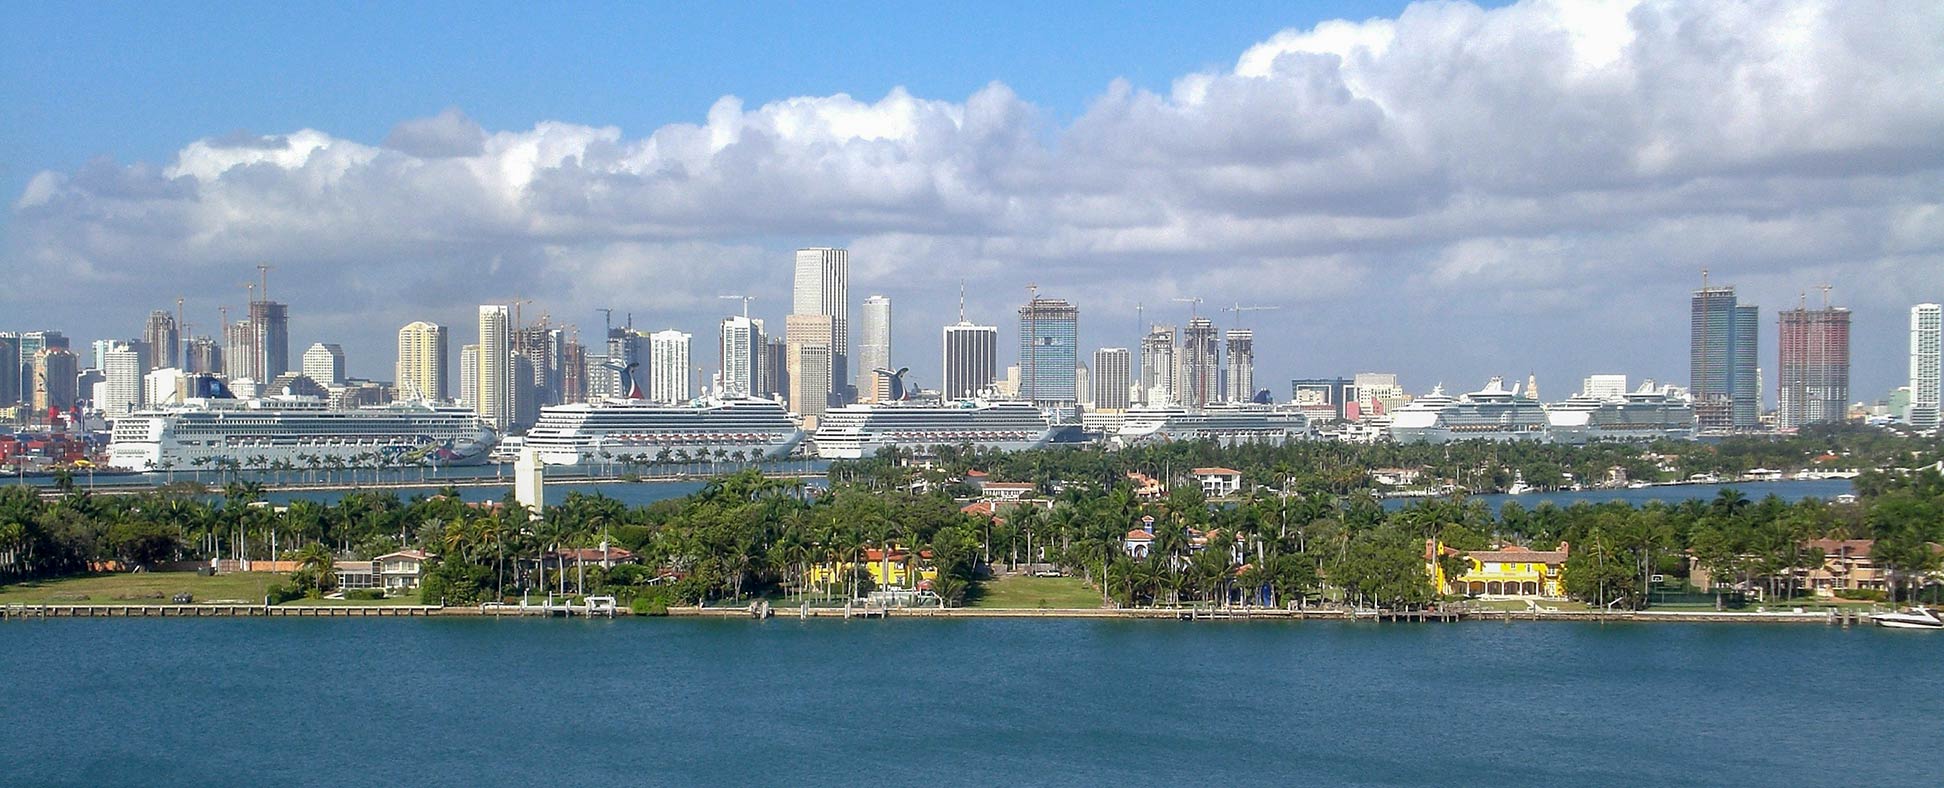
left=1870, top=606, right=1944, bottom=630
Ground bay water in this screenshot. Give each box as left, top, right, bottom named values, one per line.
left=2, top=618, right=1934, bottom=786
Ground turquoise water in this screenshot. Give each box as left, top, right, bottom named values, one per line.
left=2, top=619, right=1935, bottom=786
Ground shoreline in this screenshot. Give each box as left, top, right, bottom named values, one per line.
left=1, top=602, right=1879, bottom=626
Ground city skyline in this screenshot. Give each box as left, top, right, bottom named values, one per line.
left=2, top=2, right=1940, bottom=401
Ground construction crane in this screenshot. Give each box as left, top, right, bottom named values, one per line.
left=256, top=263, right=273, bottom=302
left=1221, top=303, right=1281, bottom=327
left=719, top=295, right=756, bottom=318
left=596, top=308, right=614, bottom=338
left=1172, top=296, right=1204, bottom=318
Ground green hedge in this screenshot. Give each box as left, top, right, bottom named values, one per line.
left=630, top=587, right=675, bottom=616
left=1834, top=588, right=1887, bottom=602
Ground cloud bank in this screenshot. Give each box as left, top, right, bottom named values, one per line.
left=10, top=0, right=1943, bottom=395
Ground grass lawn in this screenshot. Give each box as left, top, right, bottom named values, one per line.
left=0, top=572, right=284, bottom=605
left=285, top=595, right=429, bottom=606
left=1467, top=599, right=1592, bottom=612
left=968, top=574, right=1105, bottom=609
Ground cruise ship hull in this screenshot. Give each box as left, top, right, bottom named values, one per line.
left=108, top=421, right=496, bottom=471
left=813, top=432, right=1053, bottom=460
left=523, top=397, right=806, bottom=467
left=811, top=400, right=1058, bottom=459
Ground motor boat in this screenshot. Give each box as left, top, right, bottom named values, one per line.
left=1870, top=606, right=1944, bottom=630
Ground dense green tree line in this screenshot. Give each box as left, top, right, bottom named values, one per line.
left=3, top=432, right=1940, bottom=609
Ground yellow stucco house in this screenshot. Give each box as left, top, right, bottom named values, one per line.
left=1427, top=541, right=1569, bottom=598
left=806, top=548, right=939, bottom=589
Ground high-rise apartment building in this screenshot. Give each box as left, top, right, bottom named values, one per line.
left=762, top=337, right=789, bottom=401
left=1911, top=304, right=1942, bottom=429
left=649, top=330, right=692, bottom=403
left=1140, top=325, right=1177, bottom=406
left=302, top=343, right=347, bottom=386
left=858, top=295, right=892, bottom=401
left=32, top=348, right=79, bottom=415
left=1777, top=300, right=1851, bottom=429
left=1018, top=296, right=1079, bottom=404
left=0, top=333, right=18, bottom=405
left=476, top=306, right=514, bottom=432
left=144, top=310, right=180, bottom=371
left=184, top=336, right=222, bottom=375
left=1092, top=348, right=1132, bottom=410
left=459, top=344, right=479, bottom=406
left=942, top=322, right=998, bottom=400
left=1180, top=317, right=1219, bottom=408
left=719, top=316, right=764, bottom=398
left=101, top=343, right=144, bottom=417
left=396, top=321, right=449, bottom=402
left=1691, top=285, right=1760, bottom=430
left=785, top=314, right=834, bottom=421
left=1224, top=329, right=1254, bottom=403
left=561, top=339, right=586, bottom=404
left=793, top=248, right=850, bottom=404
left=248, top=299, right=290, bottom=382
left=224, top=320, right=253, bottom=380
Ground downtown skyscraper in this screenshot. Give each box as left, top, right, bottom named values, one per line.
left=649, top=329, right=691, bottom=404
left=1691, top=284, right=1760, bottom=431
left=942, top=321, right=997, bottom=400
left=785, top=314, right=834, bottom=421
left=1224, top=329, right=1255, bottom=403
left=144, top=310, right=180, bottom=371
left=793, top=248, right=849, bottom=405
left=1018, top=295, right=1079, bottom=405
left=1092, top=347, right=1132, bottom=410
left=396, top=321, right=449, bottom=402
left=476, top=305, right=514, bottom=432
left=1776, top=298, right=1851, bottom=429
left=1911, top=303, right=1942, bottom=430
left=1140, top=325, right=1177, bottom=406
left=858, top=295, right=892, bottom=401
left=719, top=315, right=764, bottom=398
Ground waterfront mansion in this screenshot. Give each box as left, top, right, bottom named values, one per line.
left=1427, top=541, right=1570, bottom=599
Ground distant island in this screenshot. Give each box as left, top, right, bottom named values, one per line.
left=3, top=426, right=1940, bottom=616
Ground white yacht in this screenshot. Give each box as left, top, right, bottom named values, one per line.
left=1115, top=403, right=1311, bottom=447
left=107, top=397, right=496, bottom=471
left=812, top=398, right=1056, bottom=459
left=1545, top=385, right=1696, bottom=444
left=1870, top=607, right=1943, bottom=630
left=522, top=397, right=804, bottom=466
left=1389, top=378, right=1551, bottom=444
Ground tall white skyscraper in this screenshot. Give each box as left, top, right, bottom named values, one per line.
left=1093, top=348, right=1131, bottom=410
left=1223, top=329, right=1254, bottom=403
left=649, top=330, right=692, bottom=404
left=1911, top=303, right=1942, bottom=429
left=460, top=344, right=479, bottom=406
left=302, top=342, right=346, bottom=386
left=101, top=343, right=144, bottom=417
left=396, top=321, right=449, bottom=402
left=719, top=315, right=764, bottom=398
left=476, top=305, right=514, bottom=431
left=858, top=295, right=892, bottom=401
left=1140, top=325, right=1177, bottom=406
left=793, top=248, right=850, bottom=402
left=942, top=322, right=998, bottom=399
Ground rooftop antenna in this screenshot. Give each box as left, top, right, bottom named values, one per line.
left=718, top=295, right=755, bottom=318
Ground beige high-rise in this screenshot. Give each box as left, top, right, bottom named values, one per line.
left=396, top=321, right=449, bottom=402
left=786, top=314, right=833, bottom=423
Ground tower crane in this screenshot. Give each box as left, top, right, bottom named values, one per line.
left=719, top=295, right=756, bottom=318
left=1172, top=296, right=1204, bottom=319
left=1221, top=303, right=1281, bottom=327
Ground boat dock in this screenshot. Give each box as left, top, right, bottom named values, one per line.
left=2, top=603, right=444, bottom=619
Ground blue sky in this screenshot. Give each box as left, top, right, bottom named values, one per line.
left=1, top=1, right=1414, bottom=196
left=3, top=1, right=1938, bottom=402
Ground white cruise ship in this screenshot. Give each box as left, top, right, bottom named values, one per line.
left=1544, top=386, right=1696, bottom=444
left=1115, top=403, right=1312, bottom=447
left=107, top=397, right=496, bottom=471
left=1389, top=378, right=1551, bottom=444
left=812, top=399, right=1057, bottom=459
left=522, top=397, right=804, bottom=466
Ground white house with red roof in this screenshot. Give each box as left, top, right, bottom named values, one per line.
left=1190, top=467, right=1243, bottom=497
